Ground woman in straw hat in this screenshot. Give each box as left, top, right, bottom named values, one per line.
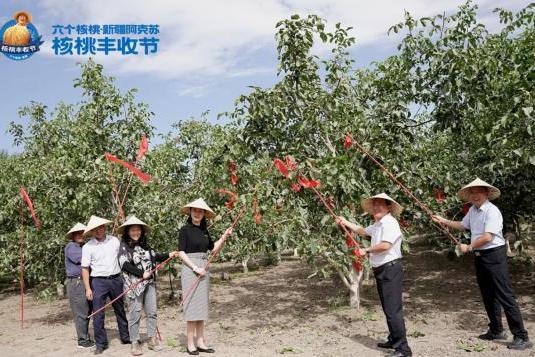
left=432, top=178, right=531, bottom=350
left=64, top=222, right=95, bottom=349
left=81, top=215, right=130, bottom=355
left=178, top=198, right=232, bottom=355
left=337, top=193, right=412, bottom=357
left=117, top=216, right=179, bottom=356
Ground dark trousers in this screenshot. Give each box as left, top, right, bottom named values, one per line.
left=66, top=277, right=92, bottom=344
left=374, top=261, right=411, bottom=354
left=91, top=276, right=130, bottom=348
left=475, top=246, right=528, bottom=339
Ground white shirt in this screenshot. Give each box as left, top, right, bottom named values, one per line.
left=461, top=200, right=505, bottom=250
left=81, top=235, right=121, bottom=277
left=365, top=213, right=403, bottom=268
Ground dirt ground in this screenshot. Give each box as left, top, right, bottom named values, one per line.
left=1, top=246, right=534, bottom=357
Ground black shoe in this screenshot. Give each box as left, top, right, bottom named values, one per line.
left=478, top=330, right=507, bottom=341
left=507, top=337, right=533, bottom=350
left=77, top=340, right=95, bottom=349
left=386, top=350, right=412, bottom=357
left=197, top=347, right=216, bottom=353
left=121, top=339, right=131, bottom=344
left=377, top=341, right=394, bottom=349
left=94, top=344, right=109, bottom=355
left=187, top=348, right=200, bottom=355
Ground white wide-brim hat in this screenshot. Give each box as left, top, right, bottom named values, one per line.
left=65, top=222, right=86, bottom=239
left=83, top=215, right=112, bottom=236
left=180, top=198, right=216, bottom=219
left=458, top=177, right=500, bottom=201
left=361, top=192, right=403, bottom=218
left=118, top=215, right=151, bottom=235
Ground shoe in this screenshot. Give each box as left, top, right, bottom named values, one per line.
left=77, top=340, right=96, bottom=349
left=186, top=348, right=199, bottom=355
left=377, top=341, right=394, bottom=349
left=197, top=346, right=215, bottom=353
left=94, top=344, right=109, bottom=355
left=386, top=351, right=412, bottom=357
left=507, top=337, right=533, bottom=350
left=122, top=339, right=132, bottom=344
left=131, top=341, right=143, bottom=356
left=478, top=330, right=507, bottom=341
left=147, top=337, right=163, bottom=352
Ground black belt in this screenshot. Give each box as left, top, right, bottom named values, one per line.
left=373, top=258, right=402, bottom=273
left=93, top=273, right=121, bottom=279
left=474, top=245, right=505, bottom=257
left=67, top=276, right=81, bottom=279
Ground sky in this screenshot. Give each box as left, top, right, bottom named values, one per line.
left=0, top=0, right=529, bottom=153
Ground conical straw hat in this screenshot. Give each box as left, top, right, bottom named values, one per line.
left=118, top=215, right=151, bottom=234
left=180, top=198, right=216, bottom=219
left=458, top=177, right=500, bottom=201
left=361, top=192, right=403, bottom=218
left=83, top=215, right=112, bottom=236
left=65, top=222, right=86, bottom=239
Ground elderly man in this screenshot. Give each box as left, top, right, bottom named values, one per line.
left=64, top=222, right=94, bottom=349
left=433, top=178, right=531, bottom=350
left=81, top=216, right=130, bottom=354
left=338, top=193, right=412, bottom=357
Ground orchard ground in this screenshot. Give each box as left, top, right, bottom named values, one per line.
left=1, top=244, right=534, bottom=357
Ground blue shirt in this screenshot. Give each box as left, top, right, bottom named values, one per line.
left=64, top=241, right=83, bottom=277
left=461, top=200, right=505, bottom=250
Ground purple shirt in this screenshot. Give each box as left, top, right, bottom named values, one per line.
left=64, top=241, right=83, bottom=277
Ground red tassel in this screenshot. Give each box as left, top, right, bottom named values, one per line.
left=217, top=188, right=238, bottom=209
left=104, top=153, right=151, bottom=184
left=297, top=175, right=320, bottom=188
left=19, top=186, right=40, bottom=229
left=252, top=199, right=262, bottom=224
left=136, top=135, right=149, bottom=161
left=290, top=183, right=301, bottom=192
left=343, top=133, right=353, bottom=149
left=433, top=187, right=445, bottom=204
left=285, top=156, right=297, bottom=171
left=229, top=160, right=238, bottom=186
left=273, top=158, right=289, bottom=178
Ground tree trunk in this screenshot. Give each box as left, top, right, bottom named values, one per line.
left=293, top=248, right=299, bottom=257
left=241, top=256, right=250, bottom=273
left=348, top=267, right=364, bottom=309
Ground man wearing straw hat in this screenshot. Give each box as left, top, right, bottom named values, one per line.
left=64, top=222, right=94, bottom=349
left=432, top=178, right=531, bottom=350
left=337, top=193, right=412, bottom=357
left=81, top=215, right=130, bottom=354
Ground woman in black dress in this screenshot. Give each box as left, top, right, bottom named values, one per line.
left=178, top=198, right=231, bottom=355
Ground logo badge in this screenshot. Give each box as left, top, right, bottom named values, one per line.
left=0, top=11, right=43, bottom=61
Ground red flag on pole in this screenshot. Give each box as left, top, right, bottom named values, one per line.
left=297, top=175, right=320, bottom=188
left=273, top=158, right=290, bottom=178
left=104, top=152, right=151, bottom=184
left=19, top=186, right=40, bottom=229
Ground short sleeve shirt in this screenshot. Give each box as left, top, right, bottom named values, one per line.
left=365, top=213, right=403, bottom=268
left=461, top=200, right=505, bottom=250
left=81, top=235, right=121, bottom=277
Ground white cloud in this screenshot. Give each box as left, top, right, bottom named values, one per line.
left=34, top=0, right=531, bottom=95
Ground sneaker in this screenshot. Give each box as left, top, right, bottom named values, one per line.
left=147, top=337, right=163, bottom=352
left=131, top=341, right=143, bottom=356
left=77, top=340, right=95, bottom=349
left=507, top=337, right=533, bottom=350
left=478, top=330, right=507, bottom=341
left=94, top=344, right=109, bottom=355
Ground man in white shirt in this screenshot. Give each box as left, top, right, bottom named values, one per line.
left=338, top=193, right=411, bottom=357
left=81, top=216, right=130, bottom=354
left=433, top=178, right=531, bottom=350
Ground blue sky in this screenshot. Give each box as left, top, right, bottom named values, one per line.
left=0, top=0, right=529, bottom=153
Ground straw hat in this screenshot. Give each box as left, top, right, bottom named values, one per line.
left=118, top=216, right=151, bottom=235
left=65, top=222, right=86, bottom=239
left=361, top=193, right=403, bottom=218
left=13, top=11, right=32, bottom=23
left=180, top=198, right=216, bottom=219
left=458, top=177, right=500, bottom=201
left=83, top=215, right=112, bottom=236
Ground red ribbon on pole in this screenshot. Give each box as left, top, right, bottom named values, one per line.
left=229, top=160, right=238, bottom=186
left=136, top=135, right=149, bottom=161
left=104, top=152, right=151, bottom=184
left=19, top=186, right=40, bottom=229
